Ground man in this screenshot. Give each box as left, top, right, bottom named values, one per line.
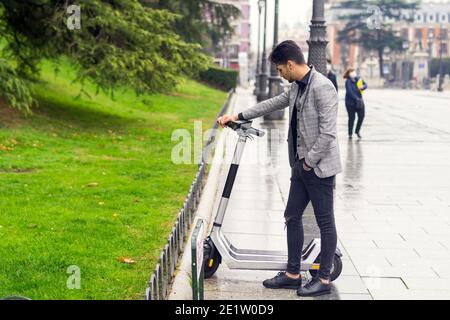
left=326, top=58, right=338, bottom=92
left=217, top=40, right=342, bottom=297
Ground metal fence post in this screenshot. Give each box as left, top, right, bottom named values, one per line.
left=145, top=90, right=234, bottom=300
left=191, top=219, right=205, bottom=300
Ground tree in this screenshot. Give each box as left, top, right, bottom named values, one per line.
left=0, top=57, right=35, bottom=114
left=143, top=0, right=241, bottom=55
left=0, top=0, right=210, bottom=113
left=335, top=0, right=420, bottom=78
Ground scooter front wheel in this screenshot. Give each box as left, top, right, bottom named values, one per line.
left=308, top=254, right=343, bottom=282
left=203, top=237, right=222, bottom=279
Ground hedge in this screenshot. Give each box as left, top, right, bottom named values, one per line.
left=430, top=58, right=450, bottom=78
left=199, top=65, right=238, bottom=91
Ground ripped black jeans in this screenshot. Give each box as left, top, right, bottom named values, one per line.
left=284, top=158, right=337, bottom=280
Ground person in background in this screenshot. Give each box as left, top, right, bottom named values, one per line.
left=327, top=59, right=338, bottom=93
left=343, top=68, right=367, bottom=139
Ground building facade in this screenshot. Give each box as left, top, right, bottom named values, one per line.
left=325, top=0, right=450, bottom=88
left=213, top=0, right=252, bottom=86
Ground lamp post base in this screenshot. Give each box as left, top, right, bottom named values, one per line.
left=257, top=73, right=268, bottom=102
left=254, top=74, right=262, bottom=97
left=264, top=75, right=284, bottom=120
left=256, top=92, right=268, bottom=103
left=254, top=85, right=260, bottom=97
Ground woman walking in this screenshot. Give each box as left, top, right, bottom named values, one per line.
left=344, top=68, right=367, bottom=139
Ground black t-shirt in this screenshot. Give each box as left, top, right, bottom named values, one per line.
left=292, top=70, right=311, bottom=161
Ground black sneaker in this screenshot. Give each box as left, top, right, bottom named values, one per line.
left=297, top=277, right=331, bottom=297
left=263, top=271, right=302, bottom=290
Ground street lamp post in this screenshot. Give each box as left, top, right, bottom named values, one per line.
left=426, top=29, right=434, bottom=89
left=254, top=0, right=264, bottom=97
left=307, top=0, right=328, bottom=75
left=438, top=25, right=445, bottom=92
left=257, top=0, right=268, bottom=102
left=402, top=40, right=410, bottom=89
left=265, top=0, right=284, bottom=120
left=383, top=46, right=391, bottom=82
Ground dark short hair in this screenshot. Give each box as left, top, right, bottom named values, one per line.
left=343, top=68, right=355, bottom=79
left=269, top=40, right=306, bottom=65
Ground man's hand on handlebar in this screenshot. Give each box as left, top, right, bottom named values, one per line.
left=217, top=114, right=239, bottom=128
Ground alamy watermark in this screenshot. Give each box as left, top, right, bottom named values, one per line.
left=171, top=121, right=284, bottom=173
left=67, top=5, right=81, bottom=30
left=364, top=265, right=382, bottom=290
left=366, top=5, right=382, bottom=30
left=66, top=265, right=81, bottom=289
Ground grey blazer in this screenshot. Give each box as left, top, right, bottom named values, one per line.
left=242, top=66, right=342, bottom=178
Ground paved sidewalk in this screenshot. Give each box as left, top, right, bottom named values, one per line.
left=204, top=86, right=450, bottom=300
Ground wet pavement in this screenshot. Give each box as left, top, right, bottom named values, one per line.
left=204, top=87, right=450, bottom=300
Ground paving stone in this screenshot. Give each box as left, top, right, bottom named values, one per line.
left=362, top=277, right=408, bottom=292
left=338, top=293, right=373, bottom=300
left=367, top=289, right=450, bottom=300
left=332, top=275, right=369, bottom=294
left=402, top=277, right=450, bottom=291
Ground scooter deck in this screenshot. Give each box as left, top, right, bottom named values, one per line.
left=210, top=228, right=320, bottom=270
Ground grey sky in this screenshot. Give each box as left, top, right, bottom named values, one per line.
left=250, top=0, right=313, bottom=52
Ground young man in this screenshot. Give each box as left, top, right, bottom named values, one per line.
left=217, top=40, right=342, bottom=297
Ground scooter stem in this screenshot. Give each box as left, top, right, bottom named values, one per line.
left=212, top=134, right=247, bottom=228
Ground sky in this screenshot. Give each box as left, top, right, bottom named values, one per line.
left=249, top=0, right=313, bottom=52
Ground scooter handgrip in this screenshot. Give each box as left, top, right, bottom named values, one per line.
left=225, top=121, right=239, bottom=130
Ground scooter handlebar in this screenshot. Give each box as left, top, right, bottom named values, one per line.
left=246, top=127, right=265, bottom=137
left=224, top=120, right=265, bottom=137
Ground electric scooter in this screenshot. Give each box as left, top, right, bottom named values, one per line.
left=203, top=120, right=343, bottom=281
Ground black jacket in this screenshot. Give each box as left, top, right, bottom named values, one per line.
left=327, top=71, right=338, bottom=93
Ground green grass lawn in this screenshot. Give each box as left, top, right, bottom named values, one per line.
left=0, top=60, right=227, bottom=299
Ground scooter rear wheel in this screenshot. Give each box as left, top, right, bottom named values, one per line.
left=308, top=254, right=343, bottom=281
left=203, top=238, right=221, bottom=279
